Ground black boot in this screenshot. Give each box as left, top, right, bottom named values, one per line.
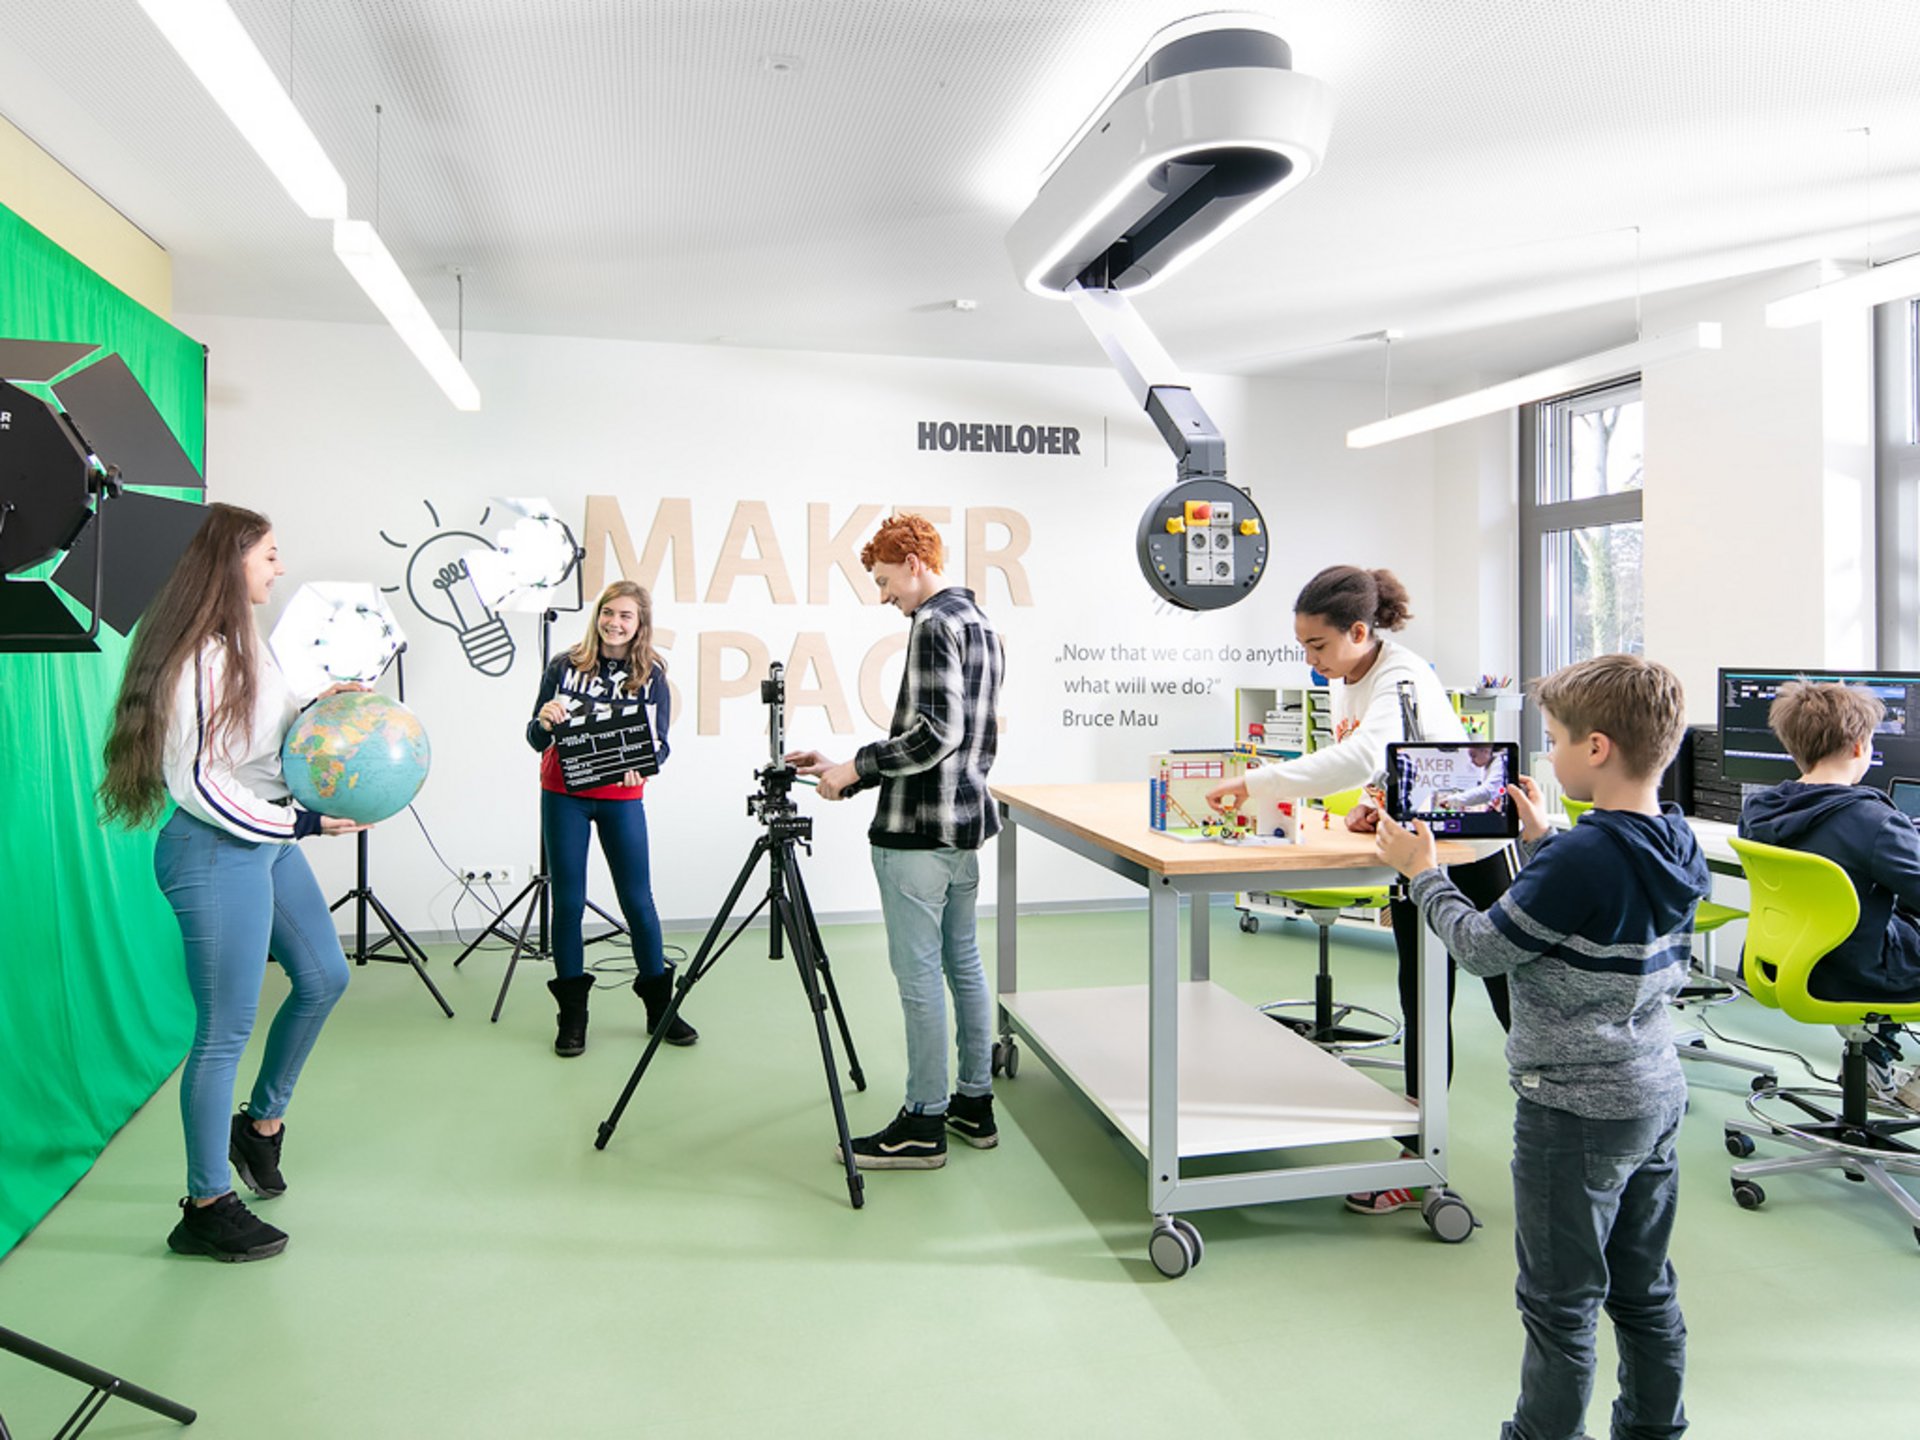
left=547, top=975, right=595, bottom=1057
left=634, top=967, right=699, bottom=1046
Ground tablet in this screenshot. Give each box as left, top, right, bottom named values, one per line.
left=1384, top=741, right=1522, bottom=839
left=1890, top=778, right=1920, bottom=819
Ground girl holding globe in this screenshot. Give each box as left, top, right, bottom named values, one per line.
left=528, top=579, right=694, bottom=1057
left=101, top=503, right=366, bottom=1263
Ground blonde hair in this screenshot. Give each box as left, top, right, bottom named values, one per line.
left=568, top=581, right=661, bottom=696
left=1767, top=680, right=1882, bottom=770
left=1532, top=654, right=1686, bottom=781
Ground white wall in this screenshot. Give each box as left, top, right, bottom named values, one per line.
left=1430, top=409, right=1519, bottom=689
left=1643, top=269, right=1876, bottom=722
left=183, top=314, right=1444, bottom=930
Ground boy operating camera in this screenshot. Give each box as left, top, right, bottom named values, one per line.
left=1376, top=654, right=1709, bottom=1440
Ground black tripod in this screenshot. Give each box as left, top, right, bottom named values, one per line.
left=0, top=1326, right=194, bottom=1439
left=322, top=646, right=453, bottom=1017
left=451, top=604, right=628, bottom=1021
left=596, top=666, right=868, bottom=1209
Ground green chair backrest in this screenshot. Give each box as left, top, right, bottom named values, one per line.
left=1726, top=836, right=1861, bottom=1023
left=1563, top=797, right=1592, bottom=824
left=1320, top=787, right=1365, bottom=818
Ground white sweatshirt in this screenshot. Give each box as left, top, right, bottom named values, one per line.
left=1244, top=637, right=1465, bottom=804
left=162, top=637, right=314, bottom=842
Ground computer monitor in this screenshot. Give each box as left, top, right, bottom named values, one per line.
left=1890, top=778, right=1920, bottom=819
left=1717, top=668, right=1920, bottom=788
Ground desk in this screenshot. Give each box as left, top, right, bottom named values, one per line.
left=1691, top=816, right=1740, bottom=876
left=991, top=781, right=1479, bottom=1276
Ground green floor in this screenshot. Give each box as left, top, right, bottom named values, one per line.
left=2, top=907, right=1914, bottom=1438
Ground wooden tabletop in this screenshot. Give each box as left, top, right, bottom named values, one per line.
left=991, top=781, right=1475, bottom=878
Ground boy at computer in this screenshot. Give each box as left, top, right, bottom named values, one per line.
left=1737, top=680, right=1920, bottom=1097
left=1376, top=654, right=1708, bottom=1440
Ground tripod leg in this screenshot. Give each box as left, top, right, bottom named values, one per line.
left=775, top=880, right=864, bottom=1210
left=492, top=882, right=546, bottom=1023
left=584, top=898, right=631, bottom=944
left=787, top=853, right=865, bottom=1092
left=597, top=837, right=772, bottom=1149
left=453, top=874, right=544, bottom=967
left=362, top=890, right=454, bottom=1018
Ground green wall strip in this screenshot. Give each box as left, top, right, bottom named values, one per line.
left=0, top=201, right=205, bottom=1257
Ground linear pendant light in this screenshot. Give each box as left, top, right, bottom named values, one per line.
left=1344, top=323, right=1721, bottom=449
left=333, top=221, right=482, bottom=411
left=1765, top=253, right=1920, bottom=328
left=134, top=0, right=348, bottom=220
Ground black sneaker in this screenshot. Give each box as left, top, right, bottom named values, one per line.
left=945, top=1092, right=999, bottom=1149
left=167, top=1193, right=288, bottom=1262
left=229, top=1111, right=287, bottom=1198
left=834, top=1108, right=947, bottom=1170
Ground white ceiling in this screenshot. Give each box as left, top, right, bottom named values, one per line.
left=2, top=1, right=1919, bottom=387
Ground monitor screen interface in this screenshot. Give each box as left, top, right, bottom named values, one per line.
left=1384, top=742, right=1521, bottom=838
left=1718, top=668, right=1920, bottom=789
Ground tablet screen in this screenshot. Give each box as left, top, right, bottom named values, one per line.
left=1384, top=741, right=1521, bottom=839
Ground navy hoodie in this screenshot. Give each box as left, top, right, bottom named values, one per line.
left=1738, top=782, right=1920, bottom=1003
left=1410, top=805, right=1710, bottom=1119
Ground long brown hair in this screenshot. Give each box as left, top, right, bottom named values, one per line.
left=99, top=503, right=272, bottom=827
left=568, top=580, right=661, bottom=697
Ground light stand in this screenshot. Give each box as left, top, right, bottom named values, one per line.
left=452, top=599, right=630, bottom=1022
left=323, top=644, right=454, bottom=1017
left=595, top=663, right=869, bottom=1210
left=0, top=1325, right=195, bottom=1439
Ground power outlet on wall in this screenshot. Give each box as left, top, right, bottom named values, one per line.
left=460, top=862, right=519, bottom=887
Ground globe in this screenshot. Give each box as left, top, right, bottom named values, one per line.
left=281, top=692, right=431, bottom=824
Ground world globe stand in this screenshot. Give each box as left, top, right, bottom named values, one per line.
left=321, top=645, right=454, bottom=1017
left=451, top=604, right=630, bottom=1022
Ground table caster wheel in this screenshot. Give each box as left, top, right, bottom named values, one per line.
left=1170, top=1216, right=1204, bottom=1268
left=1239, top=912, right=1259, bottom=934
left=1724, top=1130, right=1755, bottom=1158
left=1422, top=1189, right=1477, bottom=1244
left=992, top=1039, right=1020, bottom=1079
left=1731, top=1178, right=1766, bottom=1210
left=1149, top=1222, right=1196, bottom=1278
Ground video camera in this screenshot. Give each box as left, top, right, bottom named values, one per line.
left=748, top=663, right=809, bottom=837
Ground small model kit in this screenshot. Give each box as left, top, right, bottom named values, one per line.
left=1149, top=748, right=1297, bottom=842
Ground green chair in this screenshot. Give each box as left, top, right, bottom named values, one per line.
left=1563, top=798, right=1773, bottom=1086
left=1723, top=837, right=1920, bottom=1240
left=1245, top=789, right=1402, bottom=1063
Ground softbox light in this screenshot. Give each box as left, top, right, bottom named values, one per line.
left=462, top=497, right=582, bottom=615
left=269, top=583, right=406, bottom=696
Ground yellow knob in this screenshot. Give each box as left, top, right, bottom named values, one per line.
left=1165, top=517, right=1186, bottom=534
left=1239, top=518, right=1261, bottom=536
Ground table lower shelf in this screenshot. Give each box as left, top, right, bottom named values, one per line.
left=1000, top=981, right=1419, bottom=1159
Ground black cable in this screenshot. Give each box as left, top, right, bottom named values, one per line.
left=1692, top=1008, right=1839, bottom=1086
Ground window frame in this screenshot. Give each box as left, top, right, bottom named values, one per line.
left=1518, top=377, right=1646, bottom=753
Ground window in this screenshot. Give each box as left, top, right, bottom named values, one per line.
left=1876, top=297, right=1920, bottom=666
left=1520, top=380, right=1645, bottom=747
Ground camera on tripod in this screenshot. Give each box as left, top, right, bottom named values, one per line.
left=748, top=662, right=809, bottom=836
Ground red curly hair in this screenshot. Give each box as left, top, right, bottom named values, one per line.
left=860, top=513, right=944, bottom=572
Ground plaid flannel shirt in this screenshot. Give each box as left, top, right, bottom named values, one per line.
left=852, top=586, right=1003, bottom=851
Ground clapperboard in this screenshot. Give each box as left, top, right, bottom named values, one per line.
left=553, top=700, right=659, bottom=792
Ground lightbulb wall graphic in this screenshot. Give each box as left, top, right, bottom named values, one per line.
left=383, top=503, right=519, bottom=677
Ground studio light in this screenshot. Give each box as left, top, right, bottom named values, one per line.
left=462, top=498, right=581, bottom=615
left=1344, top=324, right=1723, bottom=450
left=268, top=583, right=407, bottom=698
left=133, top=0, right=349, bottom=221
left=332, top=220, right=482, bottom=412
left=1764, top=252, right=1920, bottom=328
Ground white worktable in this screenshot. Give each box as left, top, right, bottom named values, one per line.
left=991, top=782, right=1481, bottom=1275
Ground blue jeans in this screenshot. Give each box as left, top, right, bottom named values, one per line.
left=543, top=790, right=665, bottom=982
left=154, top=810, right=350, bottom=1201
left=871, top=845, right=993, bottom=1115
left=1503, top=1097, right=1688, bottom=1440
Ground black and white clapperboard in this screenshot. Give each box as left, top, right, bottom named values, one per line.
left=553, top=699, right=659, bottom=792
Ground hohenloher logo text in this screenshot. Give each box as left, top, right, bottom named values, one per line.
left=917, top=420, right=1081, bottom=456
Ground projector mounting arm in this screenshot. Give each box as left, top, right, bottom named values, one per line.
left=1066, top=281, right=1267, bottom=610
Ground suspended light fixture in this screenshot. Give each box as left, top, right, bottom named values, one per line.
left=1345, top=324, right=1721, bottom=448
left=1765, top=254, right=1920, bottom=328
left=134, top=0, right=348, bottom=220
left=332, top=221, right=481, bottom=411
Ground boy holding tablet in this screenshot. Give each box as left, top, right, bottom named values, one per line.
left=1376, top=654, right=1708, bottom=1440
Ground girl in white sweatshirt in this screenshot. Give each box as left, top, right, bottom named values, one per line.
left=1207, top=565, right=1513, bottom=1215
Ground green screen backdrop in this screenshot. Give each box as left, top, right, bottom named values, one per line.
left=0, top=201, right=206, bottom=1257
